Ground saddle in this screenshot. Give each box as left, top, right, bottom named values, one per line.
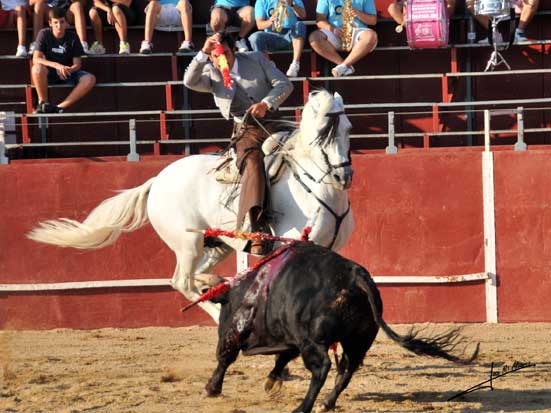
left=213, top=131, right=294, bottom=185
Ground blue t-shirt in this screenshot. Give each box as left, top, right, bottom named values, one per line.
left=255, top=0, right=305, bottom=32
left=214, top=0, right=250, bottom=7
left=159, top=0, right=178, bottom=5
left=315, top=0, right=376, bottom=29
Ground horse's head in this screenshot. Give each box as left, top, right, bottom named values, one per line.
left=297, top=90, right=353, bottom=190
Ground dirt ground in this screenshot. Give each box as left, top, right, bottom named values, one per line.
left=1, top=323, right=550, bottom=413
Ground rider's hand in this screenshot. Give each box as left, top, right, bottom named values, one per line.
left=202, top=33, right=221, bottom=55
left=249, top=102, right=269, bottom=118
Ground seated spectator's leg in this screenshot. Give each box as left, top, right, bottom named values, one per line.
left=237, top=6, right=254, bottom=38
left=144, top=0, right=161, bottom=43
left=343, top=29, right=377, bottom=67
left=15, top=5, right=27, bottom=47
left=30, top=0, right=47, bottom=43
left=210, top=6, right=228, bottom=33
left=177, top=0, right=193, bottom=43
left=58, top=72, right=96, bottom=109
left=112, top=5, right=129, bottom=42
left=248, top=31, right=282, bottom=57
left=387, top=1, right=404, bottom=25
left=291, top=21, right=306, bottom=63
left=309, top=30, right=343, bottom=65
left=31, top=63, right=49, bottom=104
left=518, top=0, right=539, bottom=30
left=69, top=0, right=88, bottom=45
left=89, top=7, right=104, bottom=45
left=446, top=0, right=456, bottom=16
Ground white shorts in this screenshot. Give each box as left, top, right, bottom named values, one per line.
left=145, top=3, right=182, bottom=29
left=1, top=0, right=27, bottom=11
left=320, top=27, right=377, bottom=52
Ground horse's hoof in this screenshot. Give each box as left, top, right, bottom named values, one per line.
left=264, top=377, right=283, bottom=394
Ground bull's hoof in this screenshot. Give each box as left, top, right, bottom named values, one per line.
left=204, top=384, right=222, bottom=398
left=314, top=402, right=333, bottom=413
left=264, top=377, right=283, bottom=394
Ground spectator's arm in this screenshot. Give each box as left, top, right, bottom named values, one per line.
left=315, top=13, right=332, bottom=31
left=289, top=1, right=306, bottom=19
left=353, top=8, right=377, bottom=26
left=70, top=57, right=82, bottom=73
left=33, top=50, right=64, bottom=70
left=256, top=15, right=275, bottom=31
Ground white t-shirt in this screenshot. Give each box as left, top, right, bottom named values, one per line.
left=1, top=0, right=27, bottom=11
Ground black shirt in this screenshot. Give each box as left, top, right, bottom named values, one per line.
left=35, top=28, right=84, bottom=67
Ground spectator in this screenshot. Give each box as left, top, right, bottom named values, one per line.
left=467, top=0, right=539, bottom=43
left=30, top=0, right=89, bottom=54
left=249, top=0, right=307, bottom=77
left=388, top=0, right=456, bottom=32
left=210, top=0, right=254, bottom=52
left=139, top=0, right=194, bottom=54
left=309, top=0, right=378, bottom=77
left=32, top=7, right=95, bottom=113
left=89, top=0, right=136, bottom=54
left=0, top=0, right=28, bottom=57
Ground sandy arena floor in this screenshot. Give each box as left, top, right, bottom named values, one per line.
left=1, top=323, right=550, bottom=413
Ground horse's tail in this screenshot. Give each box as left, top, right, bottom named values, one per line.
left=354, top=267, right=479, bottom=365
left=27, top=177, right=156, bottom=250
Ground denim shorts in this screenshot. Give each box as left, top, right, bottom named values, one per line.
left=47, top=69, right=91, bottom=86
left=248, top=21, right=307, bottom=53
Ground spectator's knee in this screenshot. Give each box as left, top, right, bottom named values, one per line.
left=240, top=6, right=253, bottom=23
left=309, top=30, right=324, bottom=45
left=210, top=7, right=226, bottom=31
left=89, top=7, right=99, bottom=20
left=112, top=5, right=124, bottom=17
left=293, top=21, right=306, bottom=38
left=34, top=0, right=46, bottom=13
left=248, top=32, right=261, bottom=51
left=82, top=73, right=96, bottom=88
left=69, top=0, right=83, bottom=13
left=31, top=63, right=47, bottom=78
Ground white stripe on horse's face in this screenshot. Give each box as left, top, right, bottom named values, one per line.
left=300, top=90, right=353, bottom=191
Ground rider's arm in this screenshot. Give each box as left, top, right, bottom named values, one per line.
left=183, top=51, right=214, bottom=94
left=256, top=52, right=294, bottom=111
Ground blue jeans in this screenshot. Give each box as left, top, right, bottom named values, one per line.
left=249, top=21, right=306, bottom=53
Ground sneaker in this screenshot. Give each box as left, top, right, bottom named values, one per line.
left=29, top=42, right=37, bottom=54
left=119, top=41, right=130, bottom=55
left=34, top=101, right=63, bottom=114
left=15, top=45, right=27, bottom=57
left=89, top=41, right=106, bottom=55
left=286, top=61, right=300, bottom=77
left=178, top=40, right=195, bottom=52
left=514, top=30, right=528, bottom=43
left=331, top=63, right=355, bottom=77
left=140, top=40, right=153, bottom=54
left=235, top=38, right=248, bottom=52
left=81, top=41, right=90, bottom=54
left=478, top=32, right=504, bottom=44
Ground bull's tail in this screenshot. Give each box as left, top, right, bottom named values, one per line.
left=27, top=177, right=156, bottom=250
left=354, top=268, right=479, bottom=364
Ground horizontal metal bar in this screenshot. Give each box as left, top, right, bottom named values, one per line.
left=0, top=272, right=487, bottom=291
left=5, top=140, right=156, bottom=149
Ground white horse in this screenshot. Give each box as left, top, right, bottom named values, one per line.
left=28, top=90, right=355, bottom=321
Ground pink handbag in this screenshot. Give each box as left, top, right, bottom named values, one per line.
left=406, top=0, right=449, bottom=48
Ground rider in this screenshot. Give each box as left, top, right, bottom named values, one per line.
left=183, top=33, right=293, bottom=255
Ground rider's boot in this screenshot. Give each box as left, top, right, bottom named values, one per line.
left=250, top=207, right=271, bottom=256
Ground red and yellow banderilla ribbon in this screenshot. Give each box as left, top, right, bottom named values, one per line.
left=215, top=42, right=234, bottom=90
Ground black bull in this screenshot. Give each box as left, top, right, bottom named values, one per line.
left=205, top=242, right=479, bottom=413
